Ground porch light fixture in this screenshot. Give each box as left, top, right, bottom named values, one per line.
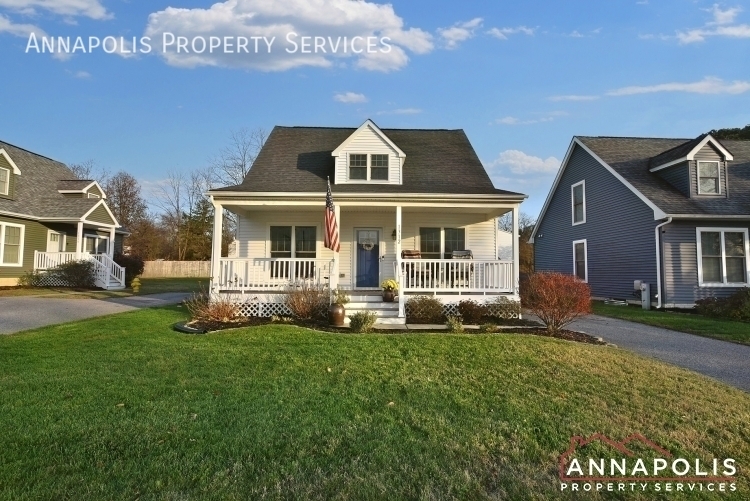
left=391, top=229, right=397, bottom=240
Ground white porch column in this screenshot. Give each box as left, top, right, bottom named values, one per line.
left=75, top=222, right=83, bottom=259
left=396, top=205, right=405, bottom=318
left=512, top=205, right=520, bottom=295
left=211, top=202, right=223, bottom=293
left=108, top=227, right=116, bottom=257
left=330, top=204, right=340, bottom=291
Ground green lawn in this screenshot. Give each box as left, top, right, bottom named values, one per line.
left=592, top=302, right=750, bottom=345
left=1, top=308, right=749, bottom=500
left=0, top=277, right=207, bottom=299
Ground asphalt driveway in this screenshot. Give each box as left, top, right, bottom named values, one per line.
left=0, top=293, right=189, bottom=335
left=566, top=314, right=750, bottom=393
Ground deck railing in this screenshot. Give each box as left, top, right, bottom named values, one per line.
left=394, top=259, right=514, bottom=293
left=34, top=251, right=125, bottom=289
left=216, top=258, right=333, bottom=291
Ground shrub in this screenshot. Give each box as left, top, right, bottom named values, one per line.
left=446, top=315, right=465, bottom=333
left=522, top=272, right=591, bottom=333
left=285, top=282, right=329, bottom=320
left=18, top=270, right=44, bottom=287
left=479, top=323, right=496, bottom=333
left=185, top=291, right=243, bottom=327
left=54, top=260, right=98, bottom=289
left=457, top=299, right=487, bottom=324
left=485, top=296, right=522, bottom=320
left=405, top=295, right=444, bottom=324
left=113, top=253, right=145, bottom=287
left=349, top=311, right=377, bottom=333
left=696, top=288, right=750, bottom=322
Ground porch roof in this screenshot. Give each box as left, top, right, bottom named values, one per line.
left=209, top=126, right=526, bottom=198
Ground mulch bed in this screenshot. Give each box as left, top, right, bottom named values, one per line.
left=515, top=328, right=606, bottom=345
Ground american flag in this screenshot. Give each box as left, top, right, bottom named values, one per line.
left=324, top=178, right=340, bottom=252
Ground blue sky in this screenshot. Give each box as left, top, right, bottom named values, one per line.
left=1, top=0, right=749, bottom=217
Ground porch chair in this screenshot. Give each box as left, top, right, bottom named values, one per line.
left=450, top=250, right=474, bottom=287
left=400, top=250, right=423, bottom=287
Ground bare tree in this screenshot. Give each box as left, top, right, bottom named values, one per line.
left=210, top=127, right=268, bottom=187
left=104, top=172, right=148, bottom=230
left=68, top=159, right=110, bottom=185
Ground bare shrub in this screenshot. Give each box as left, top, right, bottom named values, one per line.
left=457, top=299, right=487, bottom=324
left=285, top=282, right=329, bottom=320
left=446, top=315, right=465, bottom=333
left=185, top=291, right=243, bottom=328
left=349, top=311, right=377, bottom=333
left=405, top=295, right=444, bottom=324
left=485, top=296, right=522, bottom=320
left=522, top=272, right=591, bottom=333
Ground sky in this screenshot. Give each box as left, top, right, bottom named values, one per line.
left=1, top=0, right=749, bottom=218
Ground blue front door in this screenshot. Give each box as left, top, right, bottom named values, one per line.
left=356, top=230, right=379, bottom=287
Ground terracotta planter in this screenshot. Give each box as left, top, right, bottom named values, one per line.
left=382, top=290, right=395, bottom=303
left=329, top=303, right=346, bottom=327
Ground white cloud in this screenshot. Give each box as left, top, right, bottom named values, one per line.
left=567, top=30, right=584, bottom=38
left=548, top=94, right=599, bottom=102
left=493, top=112, right=562, bottom=125
left=437, top=17, right=482, bottom=49
left=0, top=14, right=73, bottom=60
left=489, top=150, right=560, bottom=174
left=486, top=25, right=535, bottom=40
left=676, top=4, right=750, bottom=43
left=608, top=76, right=750, bottom=96
left=74, top=70, right=91, bottom=79
left=377, top=107, right=422, bottom=115
left=144, top=0, right=433, bottom=72
left=0, top=0, right=110, bottom=19
left=334, top=91, right=367, bottom=103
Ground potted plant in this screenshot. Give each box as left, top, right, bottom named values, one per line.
left=380, top=279, right=399, bottom=303
left=328, top=287, right=350, bottom=327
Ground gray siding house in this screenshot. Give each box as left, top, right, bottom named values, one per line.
left=531, top=134, right=750, bottom=308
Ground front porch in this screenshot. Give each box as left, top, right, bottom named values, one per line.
left=208, top=198, right=522, bottom=323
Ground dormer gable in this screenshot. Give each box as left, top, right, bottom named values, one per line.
left=0, top=148, right=20, bottom=199
left=57, top=179, right=107, bottom=199
left=650, top=134, right=734, bottom=199
left=331, top=119, right=406, bottom=185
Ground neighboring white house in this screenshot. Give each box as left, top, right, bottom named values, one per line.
left=207, top=120, right=527, bottom=324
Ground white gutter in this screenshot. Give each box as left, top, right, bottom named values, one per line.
left=655, top=217, right=672, bottom=309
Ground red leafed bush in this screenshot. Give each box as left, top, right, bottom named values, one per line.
left=522, top=272, right=591, bottom=333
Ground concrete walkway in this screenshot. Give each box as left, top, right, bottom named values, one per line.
left=565, top=314, right=750, bottom=392
left=0, top=293, right=189, bottom=335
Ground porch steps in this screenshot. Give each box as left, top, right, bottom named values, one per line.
left=344, top=293, right=405, bottom=326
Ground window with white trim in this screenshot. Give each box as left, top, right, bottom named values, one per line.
left=0, top=222, right=24, bottom=266
left=573, top=239, right=587, bottom=282
left=419, top=227, right=466, bottom=259
left=0, top=167, right=9, bottom=196
left=269, top=225, right=317, bottom=278
left=84, top=234, right=109, bottom=254
left=348, top=153, right=390, bottom=182
left=571, top=180, right=585, bottom=225
left=697, top=161, right=720, bottom=195
left=697, top=228, right=748, bottom=285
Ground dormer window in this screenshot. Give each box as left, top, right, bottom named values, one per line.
left=348, top=153, right=389, bottom=182
left=0, top=167, right=8, bottom=196
left=698, top=161, right=720, bottom=195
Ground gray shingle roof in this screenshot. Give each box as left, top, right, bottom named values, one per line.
left=213, top=126, right=525, bottom=197
left=0, top=141, right=103, bottom=220
left=578, top=136, right=750, bottom=216
left=57, top=179, right=93, bottom=191
left=647, top=133, right=708, bottom=169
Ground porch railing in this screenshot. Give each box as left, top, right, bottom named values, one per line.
left=34, top=251, right=80, bottom=270
left=34, top=251, right=125, bottom=289
left=216, top=258, right=333, bottom=291
left=394, top=259, right=514, bottom=293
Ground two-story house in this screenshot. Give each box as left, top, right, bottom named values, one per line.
left=532, top=134, right=750, bottom=308
left=0, top=140, right=126, bottom=289
left=207, top=120, right=527, bottom=324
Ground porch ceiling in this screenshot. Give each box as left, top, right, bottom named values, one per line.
left=228, top=204, right=512, bottom=218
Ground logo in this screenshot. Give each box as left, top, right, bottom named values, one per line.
left=559, top=433, right=737, bottom=494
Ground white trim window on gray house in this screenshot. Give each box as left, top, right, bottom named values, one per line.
left=207, top=119, right=527, bottom=325
left=532, top=133, right=750, bottom=308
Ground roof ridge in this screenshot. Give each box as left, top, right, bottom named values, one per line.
left=0, top=139, right=66, bottom=165
left=578, top=135, right=693, bottom=141
left=277, top=125, right=463, bottom=132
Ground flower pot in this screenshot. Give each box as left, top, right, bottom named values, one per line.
left=329, top=303, right=346, bottom=327
left=382, top=290, right=395, bottom=303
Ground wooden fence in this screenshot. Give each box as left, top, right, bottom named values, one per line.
left=142, top=261, right=211, bottom=278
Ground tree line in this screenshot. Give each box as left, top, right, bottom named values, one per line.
left=69, top=128, right=268, bottom=261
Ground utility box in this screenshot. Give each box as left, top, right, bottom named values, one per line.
left=640, top=283, right=651, bottom=310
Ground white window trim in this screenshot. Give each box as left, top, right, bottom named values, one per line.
left=572, top=239, right=588, bottom=283
left=347, top=153, right=390, bottom=183
left=571, top=180, right=586, bottom=226
left=0, top=166, right=9, bottom=196
left=47, top=230, right=67, bottom=253
left=417, top=226, right=467, bottom=259
left=0, top=221, right=25, bottom=267
left=267, top=224, right=321, bottom=259
left=84, top=233, right=110, bottom=255
left=697, top=161, right=722, bottom=195
left=87, top=192, right=101, bottom=199
left=696, top=227, right=750, bottom=287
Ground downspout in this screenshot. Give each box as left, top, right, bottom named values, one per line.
left=655, top=217, right=672, bottom=309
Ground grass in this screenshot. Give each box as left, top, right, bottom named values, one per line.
left=1, top=308, right=749, bottom=499
left=0, top=277, right=208, bottom=299
left=592, top=301, right=750, bottom=345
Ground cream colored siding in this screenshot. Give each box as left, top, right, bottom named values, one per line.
left=236, top=209, right=498, bottom=288
left=334, top=124, right=401, bottom=185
